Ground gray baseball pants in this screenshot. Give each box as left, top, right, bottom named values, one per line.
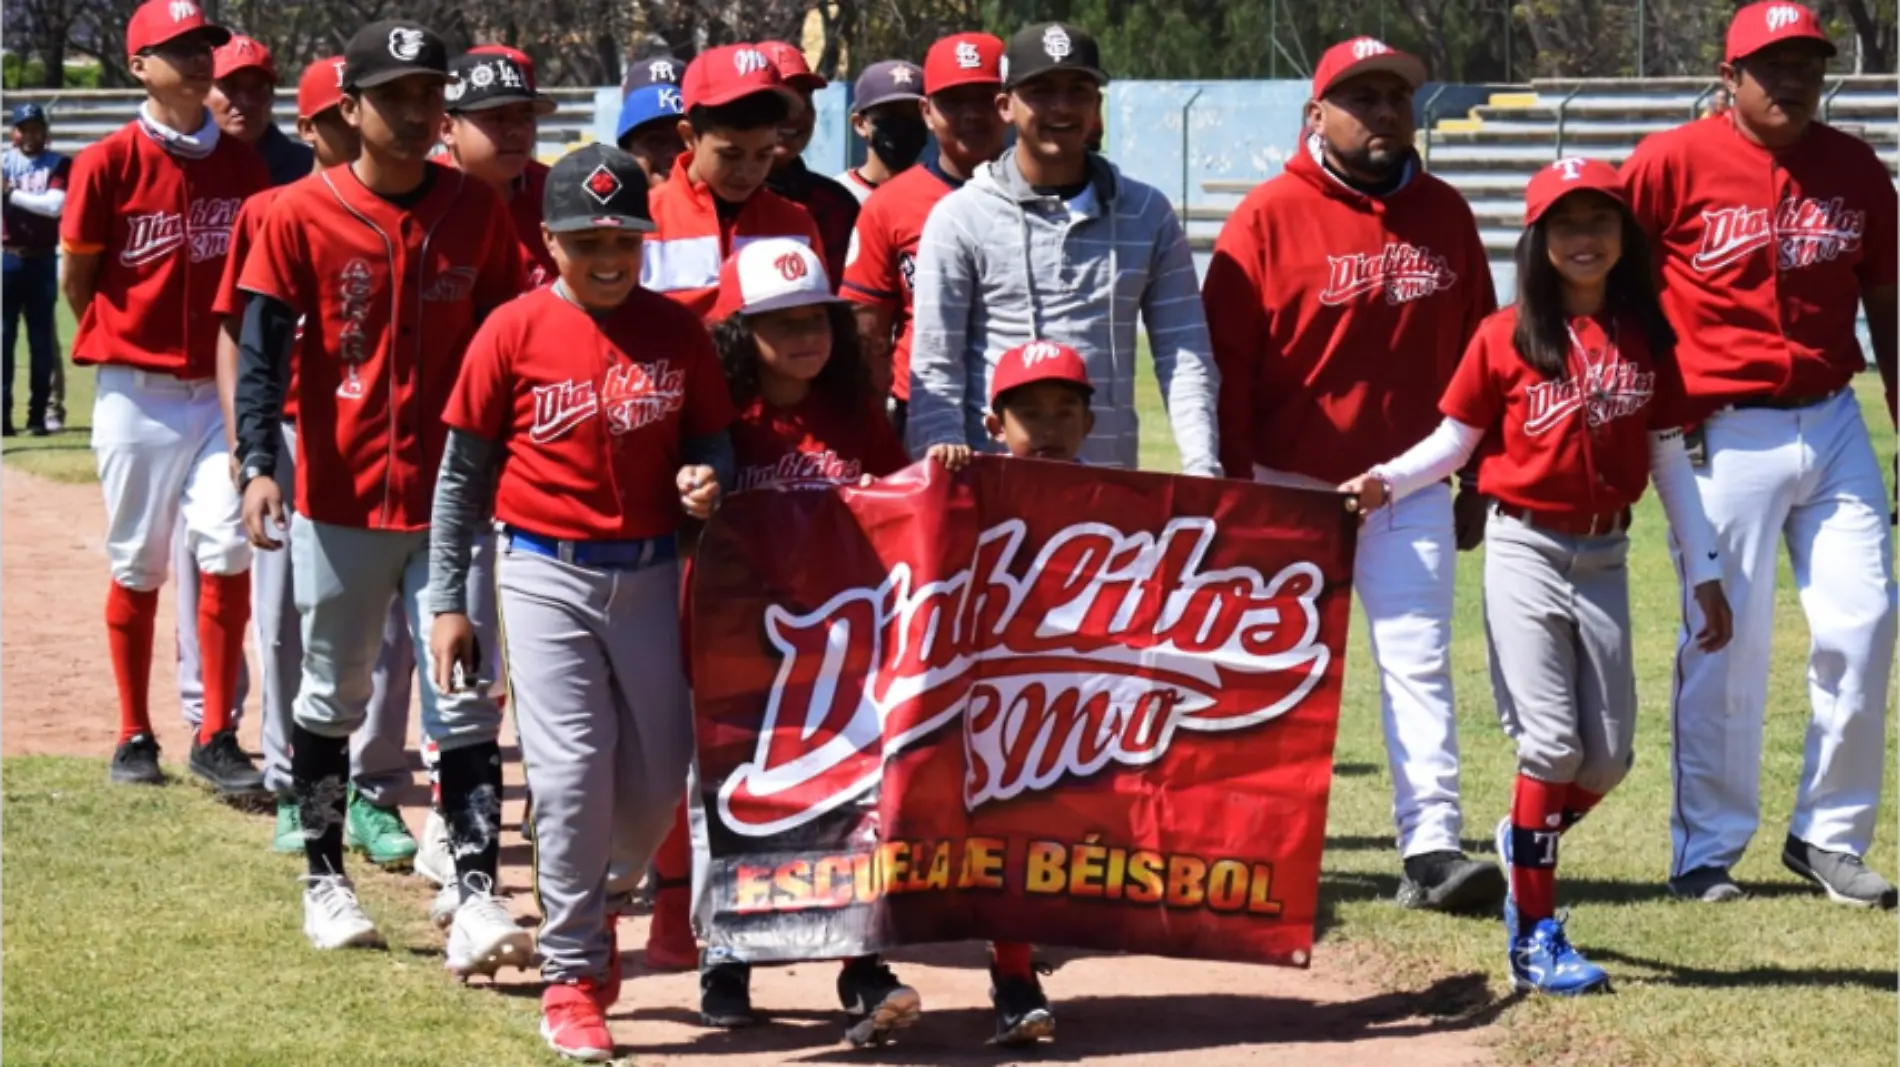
left=497, top=541, right=694, bottom=983
left=1482, top=510, right=1636, bottom=793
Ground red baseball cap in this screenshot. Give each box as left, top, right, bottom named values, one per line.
left=1523, top=156, right=1626, bottom=225
left=125, top=0, right=230, bottom=60
left=711, top=238, right=845, bottom=321
left=761, top=40, right=826, bottom=92
left=212, top=35, right=275, bottom=81
left=469, top=44, right=538, bottom=91
left=297, top=55, right=348, bottom=121
left=989, top=340, right=1093, bottom=407
left=924, top=32, right=1005, bottom=94
left=1726, top=1, right=1836, bottom=62
left=1311, top=36, right=1426, bottom=99
left=681, top=44, right=792, bottom=110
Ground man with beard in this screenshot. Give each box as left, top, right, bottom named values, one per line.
left=836, top=60, right=928, bottom=203
left=1202, top=37, right=1504, bottom=915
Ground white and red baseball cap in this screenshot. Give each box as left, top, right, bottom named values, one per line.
left=761, top=40, right=827, bottom=92
left=297, top=55, right=348, bottom=120
left=213, top=35, right=276, bottom=81
left=681, top=44, right=792, bottom=110
left=924, top=32, right=1005, bottom=95
left=1311, top=36, right=1426, bottom=99
left=468, top=44, right=539, bottom=91
left=1523, top=156, right=1626, bottom=225
left=1726, top=1, right=1835, bottom=62
left=125, top=0, right=229, bottom=59
left=712, top=238, right=845, bottom=320
left=988, top=340, right=1093, bottom=407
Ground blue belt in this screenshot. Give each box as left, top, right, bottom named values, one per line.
left=505, top=527, right=677, bottom=570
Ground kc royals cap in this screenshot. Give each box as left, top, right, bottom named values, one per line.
left=680, top=44, right=793, bottom=110
left=1523, top=156, right=1627, bottom=226
left=446, top=51, right=555, bottom=115
left=468, top=44, right=539, bottom=90
left=616, top=83, right=684, bottom=143
left=924, top=33, right=1005, bottom=94
left=1311, top=36, right=1426, bottom=99
left=212, top=35, right=276, bottom=82
left=296, top=56, right=348, bottom=120
left=852, top=60, right=926, bottom=113
left=761, top=41, right=827, bottom=92
left=125, top=0, right=230, bottom=59
left=343, top=20, right=449, bottom=91
left=623, top=53, right=684, bottom=93
left=9, top=103, right=47, bottom=128
left=1726, top=1, right=1835, bottom=61
left=1002, top=23, right=1107, bottom=90
left=543, top=143, right=654, bottom=234
left=989, top=340, right=1093, bottom=407
left=711, top=238, right=846, bottom=321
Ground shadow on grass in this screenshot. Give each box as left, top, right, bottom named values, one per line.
left=1589, top=948, right=1898, bottom=992
left=612, top=973, right=1510, bottom=1061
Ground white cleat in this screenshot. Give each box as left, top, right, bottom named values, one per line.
left=414, top=809, right=454, bottom=889
left=301, top=874, right=383, bottom=950
left=430, top=880, right=461, bottom=929
left=445, top=873, right=534, bottom=979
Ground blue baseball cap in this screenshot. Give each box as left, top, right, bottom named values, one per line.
left=10, top=103, right=47, bottom=127
left=615, top=83, right=683, bottom=144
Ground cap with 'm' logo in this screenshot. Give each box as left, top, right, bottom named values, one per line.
left=712, top=237, right=846, bottom=321
left=680, top=44, right=794, bottom=110
left=989, top=340, right=1093, bottom=406
left=1725, top=1, right=1835, bottom=61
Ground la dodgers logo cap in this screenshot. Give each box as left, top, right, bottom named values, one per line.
left=712, top=238, right=846, bottom=321
left=1002, top=23, right=1108, bottom=90
left=343, top=20, right=449, bottom=91
left=125, top=0, right=230, bottom=59
left=445, top=51, right=555, bottom=115
left=1311, top=36, right=1426, bottom=99
left=296, top=56, right=348, bottom=121
left=1726, top=1, right=1835, bottom=62
left=989, top=340, right=1093, bottom=407
left=468, top=44, right=540, bottom=91
left=1523, top=156, right=1627, bottom=226
left=544, top=143, right=655, bottom=234
left=924, top=33, right=1005, bottom=95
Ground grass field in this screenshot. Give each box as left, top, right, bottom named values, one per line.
left=3, top=325, right=1896, bottom=1064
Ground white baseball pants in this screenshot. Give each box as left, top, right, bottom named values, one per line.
left=1670, top=388, right=1895, bottom=875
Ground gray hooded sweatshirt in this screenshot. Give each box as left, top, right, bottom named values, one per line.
left=906, top=151, right=1221, bottom=476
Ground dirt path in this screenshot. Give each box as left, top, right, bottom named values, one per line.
left=2, top=468, right=1497, bottom=1066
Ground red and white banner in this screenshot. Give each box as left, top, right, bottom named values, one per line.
left=691, top=456, right=1358, bottom=966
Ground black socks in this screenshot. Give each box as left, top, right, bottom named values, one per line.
left=438, top=740, right=504, bottom=901
left=291, top=724, right=349, bottom=878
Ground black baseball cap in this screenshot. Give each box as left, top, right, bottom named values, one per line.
left=1002, top=23, right=1108, bottom=89
left=343, top=20, right=449, bottom=91
left=623, top=54, right=685, bottom=92
left=446, top=52, right=556, bottom=115
left=544, top=144, right=655, bottom=234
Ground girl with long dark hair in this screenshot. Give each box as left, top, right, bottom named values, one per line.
left=1340, top=158, right=1735, bottom=995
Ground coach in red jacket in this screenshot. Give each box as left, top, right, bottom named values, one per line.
left=1203, top=37, right=1501, bottom=914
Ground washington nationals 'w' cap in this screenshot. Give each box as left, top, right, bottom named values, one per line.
left=344, top=20, right=449, bottom=91
left=544, top=143, right=654, bottom=234
left=1002, top=23, right=1107, bottom=90
left=924, top=33, right=1005, bottom=94
left=989, top=340, right=1093, bottom=407
left=1523, top=156, right=1627, bottom=226
left=1311, top=37, right=1426, bottom=99
left=1726, top=1, right=1836, bottom=61
left=712, top=238, right=846, bottom=321
left=125, top=0, right=230, bottom=59
left=213, top=35, right=276, bottom=82
left=446, top=51, right=555, bottom=115
left=297, top=56, right=348, bottom=121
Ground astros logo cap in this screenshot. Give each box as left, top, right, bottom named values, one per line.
left=989, top=339, right=1093, bottom=407
left=1523, top=156, right=1626, bottom=225
left=924, top=33, right=1004, bottom=95
left=296, top=55, right=349, bottom=120
left=1725, top=1, right=1835, bottom=61
left=712, top=238, right=846, bottom=321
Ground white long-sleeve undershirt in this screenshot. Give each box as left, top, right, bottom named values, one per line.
left=7, top=187, right=64, bottom=218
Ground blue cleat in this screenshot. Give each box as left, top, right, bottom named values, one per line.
left=1510, top=916, right=1611, bottom=996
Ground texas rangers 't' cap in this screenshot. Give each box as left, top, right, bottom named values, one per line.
left=989, top=340, right=1093, bottom=407
left=680, top=44, right=792, bottom=110
left=1726, top=1, right=1836, bottom=62
left=125, top=0, right=230, bottom=60
left=1311, top=36, right=1426, bottom=99
left=925, top=33, right=1005, bottom=95
left=213, top=35, right=276, bottom=82
left=623, top=54, right=684, bottom=93
left=446, top=52, right=555, bottom=115
left=297, top=56, right=348, bottom=121
left=9, top=103, right=47, bottom=128
left=761, top=41, right=827, bottom=92
left=1002, top=23, right=1108, bottom=90
left=711, top=238, right=845, bottom=321
left=616, top=83, right=684, bottom=143
left=852, top=60, right=926, bottom=113
left=544, top=143, right=655, bottom=234
left=468, top=44, right=538, bottom=91
left=343, top=20, right=449, bottom=92
left=1523, top=157, right=1627, bottom=226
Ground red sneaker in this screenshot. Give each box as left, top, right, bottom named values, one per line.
left=644, top=887, right=698, bottom=971
left=541, top=979, right=614, bottom=1062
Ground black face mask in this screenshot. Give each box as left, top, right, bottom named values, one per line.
left=868, top=115, right=929, bottom=171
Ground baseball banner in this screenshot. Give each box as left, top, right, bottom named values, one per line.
left=690, top=456, right=1358, bottom=967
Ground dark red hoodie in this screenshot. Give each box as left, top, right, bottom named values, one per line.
left=1202, top=143, right=1495, bottom=483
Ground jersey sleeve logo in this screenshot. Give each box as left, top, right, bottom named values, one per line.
left=897, top=250, right=916, bottom=292
left=1694, top=196, right=1865, bottom=273
left=336, top=259, right=376, bottom=399
left=1319, top=241, right=1457, bottom=306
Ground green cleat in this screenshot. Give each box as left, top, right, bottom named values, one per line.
left=273, top=798, right=305, bottom=854
left=346, top=786, right=418, bottom=869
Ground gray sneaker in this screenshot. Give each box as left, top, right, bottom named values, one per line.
left=1782, top=835, right=1898, bottom=910
left=1668, top=865, right=1746, bottom=903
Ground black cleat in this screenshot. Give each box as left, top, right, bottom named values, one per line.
left=837, top=955, right=921, bottom=1046
left=109, top=733, right=164, bottom=785
left=698, top=961, right=756, bottom=1028
left=1397, top=850, right=1508, bottom=914
left=989, top=963, right=1055, bottom=1046
left=188, top=728, right=266, bottom=796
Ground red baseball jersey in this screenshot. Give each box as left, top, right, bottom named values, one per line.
left=444, top=285, right=734, bottom=540
left=644, top=152, right=825, bottom=321
left=239, top=164, right=525, bottom=531
left=214, top=185, right=299, bottom=421
left=1440, top=306, right=1687, bottom=516
left=730, top=390, right=911, bottom=492
left=842, top=162, right=959, bottom=402
left=61, top=122, right=269, bottom=378
left=510, top=159, right=556, bottom=291
left=1203, top=146, right=1496, bottom=484
left=1622, top=116, right=1897, bottom=420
